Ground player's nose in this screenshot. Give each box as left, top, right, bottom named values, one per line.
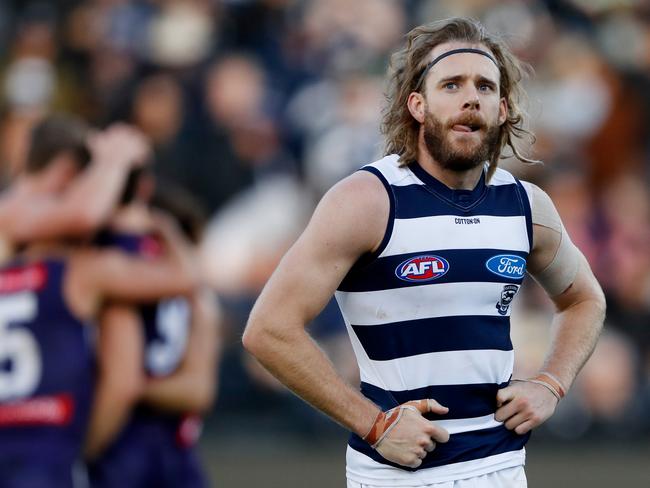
left=461, top=86, right=481, bottom=110
left=462, top=95, right=480, bottom=111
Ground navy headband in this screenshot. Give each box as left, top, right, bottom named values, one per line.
left=414, top=48, right=499, bottom=91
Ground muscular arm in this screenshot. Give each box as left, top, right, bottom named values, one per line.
left=530, top=242, right=605, bottom=390
left=84, top=304, right=144, bottom=461
left=526, top=184, right=606, bottom=390
left=243, top=172, right=386, bottom=437
left=496, top=184, right=606, bottom=434
left=243, top=172, right=448, bottom=467
left=68, top=211, right=199, bottom=318
left=141, top=289, right=220, bottom=413
left=3, top=125, right=149, bottom=242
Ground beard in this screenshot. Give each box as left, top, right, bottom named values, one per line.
left=423, top=111, right=500, bottom=172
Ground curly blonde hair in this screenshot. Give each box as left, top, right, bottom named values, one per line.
left=382, top=18, right=537, bottom=178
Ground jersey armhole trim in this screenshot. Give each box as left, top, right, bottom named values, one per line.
left=515, top=179, right=534, bottom=253
left=355, top=166, right=395, bottom=267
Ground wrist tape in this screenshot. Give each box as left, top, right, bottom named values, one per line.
left=363, top=400, right=430, bottom=448
left=524, top=372, right=566, bottom=401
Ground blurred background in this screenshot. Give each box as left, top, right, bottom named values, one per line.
left=1, top=0, right=650, bottom=486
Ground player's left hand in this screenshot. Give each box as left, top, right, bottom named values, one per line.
left=494, top=380, right=559, bottom=435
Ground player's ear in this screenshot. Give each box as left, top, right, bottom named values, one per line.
left=407, top=92, right=427, bottom=124
left=498, top=97, right=507, bottom=125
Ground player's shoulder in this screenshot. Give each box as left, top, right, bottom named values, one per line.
left=0, top=190, right=15, bottom=261
left=333, top=170, right=386, bottom=201
left=310, top=158, right=393, bottom=249
left=329, top=153, right=412, bottom=202
left=0, top=188, right=59, bottom=239
left=361, top=153, right=421, bottom=187
left=514, top=178, right=555, bottom=212
left=489, top=167, right=553, bottom=206
left=322, top=162, right=394, bottom=220
left=509, top=178, right=563, bottom=233
left=488, top=166, right=521, bottom=187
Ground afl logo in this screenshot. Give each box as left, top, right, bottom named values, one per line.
left=396, top=255, right=449, bottom=282
left=486, top=254, right=526, bottom=279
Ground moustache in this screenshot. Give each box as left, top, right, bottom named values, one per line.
left=447, top=115, right=487, bottom=132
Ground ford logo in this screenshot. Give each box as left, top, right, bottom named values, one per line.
left=486, top=254, right=526, bottom=279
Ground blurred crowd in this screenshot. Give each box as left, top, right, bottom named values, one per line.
left=1, top=0, right=650, bottom=443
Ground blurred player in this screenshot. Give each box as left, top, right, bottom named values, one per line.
left=0, top=118, right=199, bottom=488
left=0, top=114, right=150, bottom=262
left=86, top=173, right=219, bottom=488
left=243, top=18, right=606, bottom=487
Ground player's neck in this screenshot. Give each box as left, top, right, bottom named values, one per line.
left=416, top=149, right=484, bottom=191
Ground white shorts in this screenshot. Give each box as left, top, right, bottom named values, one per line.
left=347, top=465, right=527, bottom=488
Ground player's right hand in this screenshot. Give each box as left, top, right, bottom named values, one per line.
left=374, top=399, right=450, bottom=469
left=150, top=209, right=201, bottom=287
left=87, top=124, right=151, bottom=169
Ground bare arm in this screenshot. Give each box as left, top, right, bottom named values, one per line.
left=243, top=173, right=386, bottom=435
left=243, top=172, right=448, bottom=468
left=5, top=125, right=149, bottom=242
left=531, top=242, right=605, bottom=390
left=525, top=187, right=606, bottom=383
left=68, top=211, right=199, bottom=317
left=496, top=185, right=606, bottom=434
left=141, top=289, right=220, bottom=414
left=84, top=304, right=144, bottom=460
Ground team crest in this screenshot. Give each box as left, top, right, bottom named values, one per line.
left=496, top=284, right=519, bottom=315
left=395, top=255, right=449, bottom=283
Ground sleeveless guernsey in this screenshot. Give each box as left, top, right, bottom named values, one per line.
left=89, top=231, right=205, bottom=488
left=335, top=155, right=533, bottom=486
left=0, top=258, right=94, bottom=487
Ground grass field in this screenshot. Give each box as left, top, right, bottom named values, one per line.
left=199, top=430, right=650, bottom=487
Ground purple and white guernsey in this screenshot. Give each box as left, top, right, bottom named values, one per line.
left=89, top=232, right=205, bottom=488
left=0, top=258, right=94, bottom=487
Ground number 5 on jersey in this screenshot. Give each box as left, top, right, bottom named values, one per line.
left=0, top=292, right=41, bottom=401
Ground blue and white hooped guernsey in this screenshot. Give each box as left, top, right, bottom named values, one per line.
left=335, top=154, right=534, bottom=486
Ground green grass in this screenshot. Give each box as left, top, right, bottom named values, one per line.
left=198, top=432, right=650, bottom=488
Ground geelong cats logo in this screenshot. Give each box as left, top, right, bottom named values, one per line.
left=496, top=284, right=519, bottom=315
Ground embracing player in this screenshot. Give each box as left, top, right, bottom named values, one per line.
left=85, top=171, right=219, bottom=488
left=0, top=116, right=199, bottom=487
left=0, top=115, right=150, bottom=262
